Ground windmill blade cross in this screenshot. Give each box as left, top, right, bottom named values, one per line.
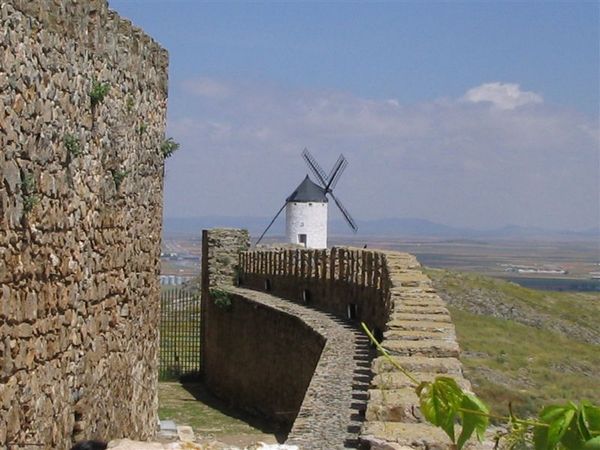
left=302, top=148, right=329, bottom=188
left=329, top=191, right=358, bottom=233
left=327, top=155, right=345, bottom=186
left=326, top=156, right=347, bottom=191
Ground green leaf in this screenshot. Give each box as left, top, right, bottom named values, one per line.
left=457, top=393, right=490, bottom=450
left=534, top=404, right=577, bottom=450
left=561, top=409, right=586, bottom=450
left=548, top=408, right=575, bottom=447
left=417, top=377, right=464, bottom=443
left=582, top=402, right=600, bottom=434
left=583, top=436, right=600, bottom=450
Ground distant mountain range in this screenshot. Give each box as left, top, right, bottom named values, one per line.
left=163, top=216, right=599, bottom=240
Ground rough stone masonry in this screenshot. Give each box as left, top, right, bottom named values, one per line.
left=0, top=1, right=168, bottom=448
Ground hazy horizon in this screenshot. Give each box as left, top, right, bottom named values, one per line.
left=111, top=1, right=600, bottom=231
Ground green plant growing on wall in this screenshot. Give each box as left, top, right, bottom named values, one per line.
left=361, top=323, right=600, bottom=450
left=138, top=123, right=148, bottom=136
left=111, top=168, right=130, bottom=191
left=210, top=288, right=232, bottom=310
left=89, top=79, right=110, bottom=108
left=21, top=172, right=38, bottom=213
left=126, top=95, right=135, bottom=113
left=161, top=137, right=180, bottom=158
left=216, top=255, right=232, bottom=266
left=64, top=133, right=83, bottom=158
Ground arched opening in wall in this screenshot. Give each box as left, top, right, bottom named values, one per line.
left=347, top=303, right=357, bottom=320
left=264, top=279, right=272, bottom=291
left=302, top=289, right=311, bottom=305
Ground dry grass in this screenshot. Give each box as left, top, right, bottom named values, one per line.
left=426, top=268, right=600, bottom=419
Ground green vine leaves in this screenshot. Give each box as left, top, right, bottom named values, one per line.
left=417, top=377, right=490, bottom=449
left=361, top=322, right=600, bottom=450
left=210, top=288, right=232, bottom=310
left=534, top=403, right=600, bottom=450
left=161, top=137, right=180, bottom=159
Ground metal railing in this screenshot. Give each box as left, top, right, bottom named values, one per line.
left=159, top=287, right=201, bottom=380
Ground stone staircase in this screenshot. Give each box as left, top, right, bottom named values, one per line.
left=360, top=253, right=484, bottom=450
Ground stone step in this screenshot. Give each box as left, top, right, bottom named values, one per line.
left=390, top=286, right=440, bottom=300
left=372, top=356, right=463, bottom=376
left=392, top=305, right=449, bottom=315
left=392, top=297, right=447, bottom=307
left=383, top=329, right=456, bottom=341
left=386, top=320, right=455, bottom=332
left=390, top=313, right=452, bottom=323
left=383, top=339, right=460, bottom=358
left=393, top=286, right=438, bottom=295
left=366, top=387, right=422, bottom=422
left=360, top=421, right=454, bottom=450
left=371, top=371, right=472, bottom=392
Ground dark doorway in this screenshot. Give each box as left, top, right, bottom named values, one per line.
left=347, top=303, right=357, bottom=320
left=302, top=289, right=311, bottom=304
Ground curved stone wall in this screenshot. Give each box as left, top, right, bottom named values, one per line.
left=0, top=1, right=168, bottom=447
left=239, top=247, right=392, bottom=335
left=202, top=288, right=325, bottom=430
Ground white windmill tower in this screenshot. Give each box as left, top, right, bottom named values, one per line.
left=256, top=149, right=358, bottom=248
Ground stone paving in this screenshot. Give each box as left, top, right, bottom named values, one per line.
left=225, top=286, right=374, bottom=450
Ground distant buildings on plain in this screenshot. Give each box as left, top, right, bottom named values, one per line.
left=159, top=275, right=194, bottom=286
left=500, top=264, right=567, bottom=275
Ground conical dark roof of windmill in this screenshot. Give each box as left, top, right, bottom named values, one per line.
left=286, top=175, right=328, bottom=203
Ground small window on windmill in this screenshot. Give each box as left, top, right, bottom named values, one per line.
left=298, top=234, right=307, bottom=246
left=264, top=279, right=272, bottom=291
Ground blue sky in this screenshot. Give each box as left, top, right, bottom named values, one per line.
left=110, top=1, right=599, bottom=230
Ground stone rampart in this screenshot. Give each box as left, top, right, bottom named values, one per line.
left=200, top=230, right=372, bottom=444
left=239, top=247, right=475, bottom=449
left=0, top=1, right=168, bottom=448
left=239, top=247, right=392, bottom=335
left=202, top=230, right=474, bottom=448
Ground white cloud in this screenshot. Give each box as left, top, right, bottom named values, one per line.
left=165, top=79, right=598, bottom=230
left=181, top=77, right=232, bottom=99
left=463, top=82, right=543, bottom=110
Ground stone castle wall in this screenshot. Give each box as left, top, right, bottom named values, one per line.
left=0, top=1, right=168, bottom=448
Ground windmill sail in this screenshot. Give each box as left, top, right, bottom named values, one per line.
left=255, top=203, right=286, bottom=245
left=302, top=148, right=358, bottom=233
left=326, top=156, right=347, bottom=191
left=329, top=191, right=358, bottom=233
left=302, top=148, right=329, bottom=187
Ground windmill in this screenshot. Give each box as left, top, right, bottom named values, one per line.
left=256, top=148, right=358, bottom=248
